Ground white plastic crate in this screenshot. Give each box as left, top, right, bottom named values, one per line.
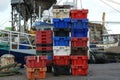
left=53, top=46, right=71, bottom=56
left=53, top=9, right=70, bottom=18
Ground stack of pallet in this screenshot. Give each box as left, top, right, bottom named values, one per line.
left=52, top=5, right=71, bottom=76
left=25, top=56, right=47, bottom=79
left=70, top=9, right=89, bottom=76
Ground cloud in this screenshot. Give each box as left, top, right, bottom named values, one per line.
left=0, top=0, right=10, bottom=11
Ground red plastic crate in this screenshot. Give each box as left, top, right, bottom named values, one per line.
left=71, top=37, right=88, bottom=47
left=36, top=36, right=52, bottom=40
left=46, top=60, right=52, bottom=66
left=53, top=56, right=70, bottom=66
left=36, top=38, right=52, bottom=44
left=71, top=65, right=88, bottom=76
left=36, top=30, right=53, bottom=44
left=36, top=30, right=52, bottom=37
left=70, top=9, right=88, bottom=19
left=71, top=56, right=88, bottom=65
left=25, top=56, right=47, bottom=68
left=36, top=46, right=52, bottom=51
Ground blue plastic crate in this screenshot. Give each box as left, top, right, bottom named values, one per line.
left=53, top=37, right=70, bottom=46
left=71, top=19, right=88, bottom=29
left=53, top=18, right=71, bottom=28
left=47, top=55, right=53, bottom=60
left=71, top=28, right=88, bottom=37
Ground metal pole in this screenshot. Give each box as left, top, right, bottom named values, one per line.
left=39, top=6, right=41, bottom=21
left=18, top=1, right=21, bottom=32
left=75, top=0, right=77, bottom=9
left=11, top=6, right=14, bottom=31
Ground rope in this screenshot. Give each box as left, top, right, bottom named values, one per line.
left=0, top=63, right=21, bottom=77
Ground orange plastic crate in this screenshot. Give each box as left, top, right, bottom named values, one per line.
left=25, top=65, right=47, bottom=79
left=26, top=71, right=34, bottom=79
left=36, top=71, right=46, bottom=79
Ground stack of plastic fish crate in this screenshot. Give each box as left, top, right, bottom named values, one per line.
left=24, top=56, right=47, bottom=79
left=52, top=5, right=71, bottom=76
left=70, top=9, right=89, bottom=76
left=36, top=29, right=53, bottom=72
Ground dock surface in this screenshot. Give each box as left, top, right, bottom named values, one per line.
left=0, top=63, right=120, bottom=80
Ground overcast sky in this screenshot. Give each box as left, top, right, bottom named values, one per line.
left=0, top=0, right=11, bottom=29
left=0, top=0, right=120, bottom=34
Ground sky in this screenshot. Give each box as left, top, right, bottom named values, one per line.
left=0, top=0, right=120, bottom=34
left=0, top=0, right=11, bottom=29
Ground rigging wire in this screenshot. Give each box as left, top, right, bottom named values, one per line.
left=0, top=18, right=11, bottom=27
left=99, top=0, right=120, bottom=13
left=106, top=0, right=120, bottom=6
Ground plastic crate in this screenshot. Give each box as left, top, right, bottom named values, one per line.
left=36, top=30, right=53, bottom=44
left=53, top=65, right=71, bottom=76
left=35, top=53, right=53, bottom=60
left=25, top=66, right=47, bottom=79
left=35, top=52, right=53, bottom=65
left=25, top=56, right=47, bottom=68
left=53, top=28, right=71, bottom=36
left=71, top=28, right=88, bottom=37
left=36, top=51, right=53, bottom=54
left=36, top=46, right=52, bottom=51
left=53, top=37, right=70, bottom=46
left=53, top=5, right=71, bottom=9
left=36, top=30, right=52, bottom=37
left=53, top=56, right=70, bottom=66
left=71, top=19, right=88, bottom=29
left=36, top=52, right=53, bottom=56
left=53, top=46, right=71, bottom=56
left=71, top=47, right=88, bottom=55
left=71, top=37, right=88, bottom=47
left=53, top=9, right=70, bottom=18
left=70, top=9, right=88, bottom=19
left=53, top=5, right=70, bottom=18
left=53, top=18, right=71, bottom=28
left=70, top=56, right=88, bottom=65
left=47, top=55, right=53, bottom=65
left=36, top=38, right=52, bottom=44
left=71, top=65, right=88, bottom=76
left=47, top=65, right=52, bottom=73
left=36, top=44, right=53, bottom=47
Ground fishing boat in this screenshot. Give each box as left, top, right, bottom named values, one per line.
left=0, top=0, right=57, bottom=66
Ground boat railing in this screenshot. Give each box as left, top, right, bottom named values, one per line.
left=0, top=30, right=36, bottom=50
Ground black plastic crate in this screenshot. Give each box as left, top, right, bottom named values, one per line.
left=47, top=65, right=53, bottom=73
left=36, top=51, right=53, bottom=54
left=52, top=65, right=71, bottom=76
left=53, top=5, right=71, bottom=9
left=36, top=44, right=53, bottom=47
left=53, top=28, right=70, bottom=37
left=71, top=47, right=88, bottom=55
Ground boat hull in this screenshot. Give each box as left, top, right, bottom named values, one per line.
left=0, top=49, right=34, bottom=67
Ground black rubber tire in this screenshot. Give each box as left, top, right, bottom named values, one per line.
left=89, top=51, right=96, bottom=64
